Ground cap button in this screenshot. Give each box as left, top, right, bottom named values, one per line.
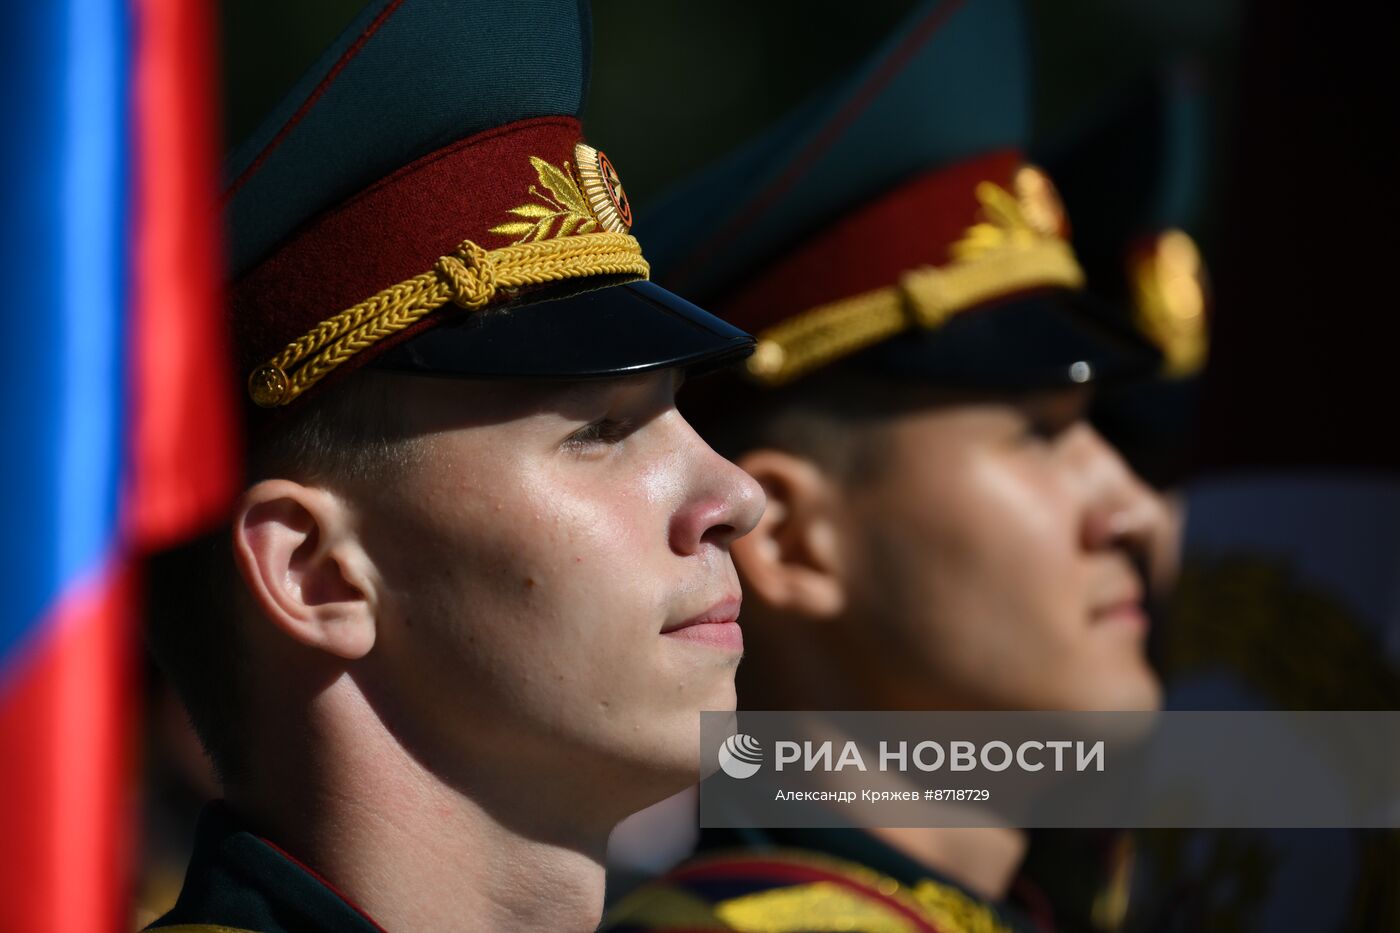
left=747, top=340, right=786, bottom=380
left=248, top=364, right=289, bottom=407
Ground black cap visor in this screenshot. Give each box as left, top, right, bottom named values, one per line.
left=373, top=279, right=755, bottom=379
left=853, top=289, right=1161, bottom=390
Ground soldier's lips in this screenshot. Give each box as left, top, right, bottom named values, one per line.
left=1091, top=598, right=1149, bottom=631
left=662, top=596, right=743, bottom=651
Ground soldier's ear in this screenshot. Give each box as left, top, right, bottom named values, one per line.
left=231, top=480, right=379, bottom=660
left=731, top=449, right=845, bottom=620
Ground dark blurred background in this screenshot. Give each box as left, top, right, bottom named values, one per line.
left=221, top=1, right=1241, bottom=221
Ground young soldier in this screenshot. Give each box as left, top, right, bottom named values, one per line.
left=145, top=1, right=764, bottom=930
left=603, top=0, right=1169, bottom=930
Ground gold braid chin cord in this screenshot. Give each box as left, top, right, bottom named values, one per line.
left=247, top=231, right=649, bottom=407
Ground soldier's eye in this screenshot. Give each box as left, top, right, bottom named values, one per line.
left=1020, top=413, right=1075, bottom=444
left=1014, top=388, right=1090, bottom=445
left=563, top=417, right=635, bottom=452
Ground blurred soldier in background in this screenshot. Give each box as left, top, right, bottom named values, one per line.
left=1016, top=67, right=1213, bottom=933
left=603, top=0, right=1172, bottom=930
left=1120, top=0, right=1400, bottom=928
left=143, top=0, right=765, bottom=929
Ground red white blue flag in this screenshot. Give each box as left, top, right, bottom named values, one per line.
left=0, top=0, right=236, bottom=928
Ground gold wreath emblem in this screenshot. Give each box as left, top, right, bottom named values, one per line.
left=489, top=155, right=603, bottom=244
left=575, top=142, right=633, bottom=234
left=950, top=164, right=1071, bottom=263
left=1012, top=164, right=1069, bottom=238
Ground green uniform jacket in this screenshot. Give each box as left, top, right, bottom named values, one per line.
left=146, top=804, right=384, bottom=933
left=602, top=827, right=1051, bottom=933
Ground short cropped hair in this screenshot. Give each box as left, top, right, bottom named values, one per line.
left=146, top=371, right=423, bottom=783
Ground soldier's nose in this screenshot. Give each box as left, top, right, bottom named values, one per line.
left=669, top=456, right=765, bottom=556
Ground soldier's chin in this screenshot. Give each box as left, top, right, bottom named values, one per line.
left=697, top=709, right=740, bottom=782
left=1081, top=664, right=1162, bottom=713
left=650, top=689, right=736, bottom=787
left=620, top=735, right=709, bottom=809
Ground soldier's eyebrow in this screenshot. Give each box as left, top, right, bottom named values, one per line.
left=541, top=371, right=672, bottom=420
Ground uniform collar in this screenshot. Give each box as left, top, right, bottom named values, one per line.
left=148, top=803, right=386, bottom=933
left=696, top=826, right=1048, bottom=932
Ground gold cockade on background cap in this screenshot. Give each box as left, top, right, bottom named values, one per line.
left=1129, top=228, right=1209, bottom=378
